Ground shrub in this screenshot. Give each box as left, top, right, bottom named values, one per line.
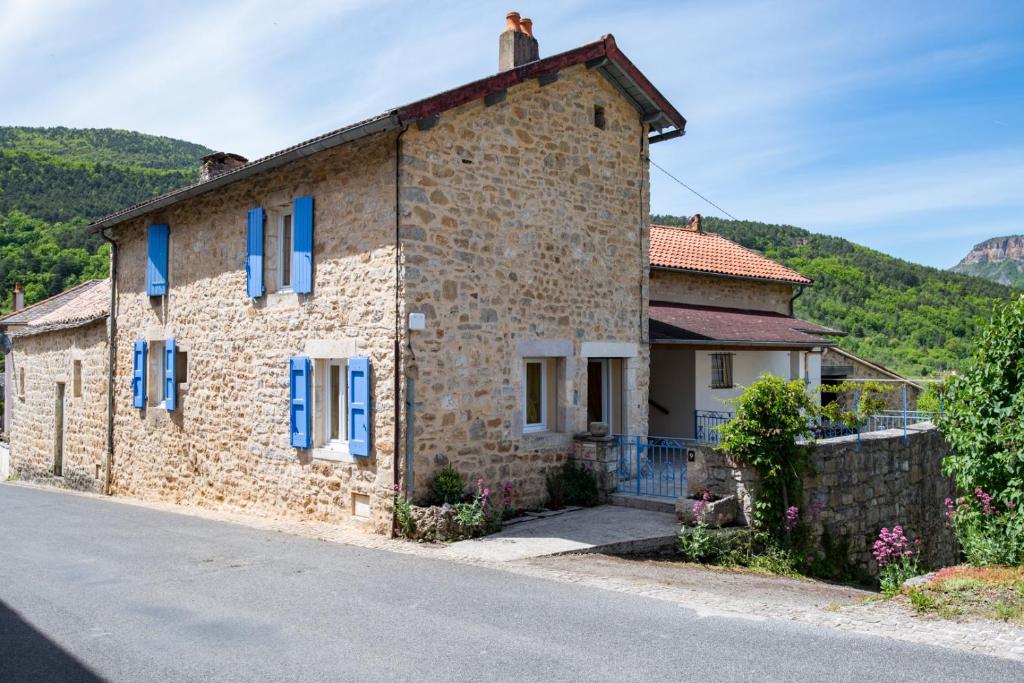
left=429, top=464, right=466, bottom=505
left=873, top=526, right=921, bottom=596
left=937, top=294, right=1024, bottom=562
left=545, top=461, right=599, bottom=509
left=453, top=479, right=502, bottom=537
left=945, top=491, right=1024, bottom=566
left=393, top=485, right=416, bottom=539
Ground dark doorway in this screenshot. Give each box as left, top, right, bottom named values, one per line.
left=587, top=359, right=606, bottom=425
left=54, top=382, right=65, bottom=477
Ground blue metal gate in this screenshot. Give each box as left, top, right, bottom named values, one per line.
left=615, top=435, right=694, bottom=498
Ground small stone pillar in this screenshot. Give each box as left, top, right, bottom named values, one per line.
left=571, top=422, right=619, bottom=500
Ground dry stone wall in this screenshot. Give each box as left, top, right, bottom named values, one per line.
left=9, top=321, right=108, bottom=491
left=691, top=423, right=957, bottom=573
left=399, top=64, right=650, bottom=507
left=110, top=134, right=399, bottom=532
left=650, top=270, right=793, bottom=314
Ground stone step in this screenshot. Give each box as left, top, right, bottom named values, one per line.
left=608, top=492, right=676, bottom=514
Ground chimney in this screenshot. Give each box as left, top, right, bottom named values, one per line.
left=199, top=152, right=249, bottom=182
left=685, top=214, right=703, bottom=233
left=13, top=283, right=24, bottom=312
left=499, top=11, right=539, bottom=71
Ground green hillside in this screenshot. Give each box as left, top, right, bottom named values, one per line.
left=652, top=215, right=1014, bottom=377
left=953, top=258, right=1024, bottom=288
left=0, top=126, right=212, bottom=309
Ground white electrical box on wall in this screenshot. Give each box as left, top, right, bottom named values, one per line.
left=408, top=312, right=426, bottom=330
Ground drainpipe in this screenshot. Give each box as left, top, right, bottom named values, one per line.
left=392, top=126, right=408, bottom=527
left=100, top=228, right=117, bottom=495
left=789, top=284, right=805, bottom=317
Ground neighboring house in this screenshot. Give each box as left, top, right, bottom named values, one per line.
left=0, top=280, right=110, bottom=491
left=647, top=216, right=841, bottom=439
left=70, top=15, right=685, bottom=531
left=821, top=346, right=922, bottom=411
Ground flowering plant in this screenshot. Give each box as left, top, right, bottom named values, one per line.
left=873, top=525, right=921, bottom=596
left=944, top=488, right=1024, bottom=566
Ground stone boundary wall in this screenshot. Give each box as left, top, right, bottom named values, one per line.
left=689, top=423, right=957, bottom=573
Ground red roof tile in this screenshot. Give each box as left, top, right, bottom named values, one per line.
left=650, top=301, right=840, bottom=346
left=650, top=221, right=812, bottom=285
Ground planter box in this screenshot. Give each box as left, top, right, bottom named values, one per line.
left=676, top=494, right=739, bottom=528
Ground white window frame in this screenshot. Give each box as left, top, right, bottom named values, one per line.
left=710, top=352, right=734, bottom=390
left=522, top=358, right=549, bottom=433
left=315, top=358, right=349, bottom=454
left=148, top=340, right=167, bottom=408
left=276, top=210, right=294, bottom=292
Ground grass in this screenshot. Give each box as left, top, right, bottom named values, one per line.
left=900, top=565, right=1024, bottom=624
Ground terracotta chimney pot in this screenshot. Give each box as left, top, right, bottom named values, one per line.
left=520, top=17, right=533, bottom=37
left=506, top=11, right=521, bottom=31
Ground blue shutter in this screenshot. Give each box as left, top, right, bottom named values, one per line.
left=132, top=340, right=147, bottom=408
left=246, top=208, right=265, bottom=298
left=289, top=356, right=312, bottom=449
left=164, top=338, right=177, bottom=411
left=146, top=224, right=169, bottom=296
left=292, top=196, right=313, bottom=294
left=348, top=356, right=370, bottom=456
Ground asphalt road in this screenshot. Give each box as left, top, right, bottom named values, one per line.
left=0, top=484, right=1020, bottom=682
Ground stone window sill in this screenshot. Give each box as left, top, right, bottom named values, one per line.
left=313, top=444, right=358, bottom=464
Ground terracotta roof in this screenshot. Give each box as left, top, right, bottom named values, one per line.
left=650, top=220, right=812, bottom=285
left=88, top=34, right=684, bottom=233
left=649, top=301, right=841, bottom=347
left=0, top=280, right=109, bottom=336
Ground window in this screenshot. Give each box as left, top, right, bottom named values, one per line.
left=265, top=208, right=293, bottom=292
left=315, top=358, right=348, bottom=450
left=176, top=350, right=188, bottom=385
left=710, top=353, right=734, bottom=389
left=18, top=367, right=25, bottom=400
left=279, top=212, right=292, bottom=290
left=593, top=104, right=607, bottom=130
left=523, top=358, right=552, bottom=433
left=72, top=360, right=82, bottom=398
left=148, top=340, right=166, bottom=407
left=587, top=358, right=624, bottom=433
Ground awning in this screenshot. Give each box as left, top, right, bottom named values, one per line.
left=649, top=301, right=842, bottom=348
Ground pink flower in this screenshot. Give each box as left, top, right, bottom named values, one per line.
left=784, top=506, right=800, bottom=532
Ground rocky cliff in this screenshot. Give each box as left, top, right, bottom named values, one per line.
left=952, top=235, right=1024, bottom=287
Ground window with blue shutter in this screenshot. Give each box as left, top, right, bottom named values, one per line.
left=348, top=356, right=370, bottom=456
left=147, top=224, right=169, bottom=296
left=164, top=338, right=177, bottom=411
left=246, top=208, right=265, bottom=298
left=289, top=356, right=312, bottom=449
left=132, top=340, right=147, bottom=408
left=292, top=196, right=313, bottom=294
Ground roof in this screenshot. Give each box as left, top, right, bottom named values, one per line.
left=88, top=34, right=685, bottom=233
left=823, top=347, right=923, bottom=390
left=0, top=280, right=109, bottom=336
left=650, top=221, right=812, bottom=285
left=649, top=301, right=841, bottom=347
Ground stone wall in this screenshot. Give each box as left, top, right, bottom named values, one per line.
left=110, top=134, right=399, bottom=533
left=650, top=270, right=792, bottom=315
left=690, top=423, right=957, bottom=573
left=9, top=320, right=108, bottom=491
left=399, top=63, right=649, bottom=507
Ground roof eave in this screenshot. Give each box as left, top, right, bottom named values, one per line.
left=650, top=265, right=813, bottom=287
left=649, top=338, right=836, bottom=349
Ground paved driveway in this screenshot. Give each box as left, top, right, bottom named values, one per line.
left=0, top=484, right=1020, bottom=681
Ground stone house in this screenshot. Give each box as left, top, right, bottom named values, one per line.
left=647, top=216, right=840, bottom=440
left=75, top=15, right=685, bottom=531
left=0, top=280, right=110, bottom=491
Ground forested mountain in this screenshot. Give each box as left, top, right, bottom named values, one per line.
left=0, top=126, right=211, bottom=309
left=652, top=215, right=1014, bottom=377
left=951, top=235, right=1024, bottom=288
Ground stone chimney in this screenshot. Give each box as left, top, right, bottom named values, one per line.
left=13, top=283, right=24, bottom=311
left=499, top=11, right=539, bottom=71
left=199, top=152, right=248, bottom=182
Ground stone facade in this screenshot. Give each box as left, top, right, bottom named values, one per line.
left=650, top=269, right=793, bottom=314
left=8, top=320, right=108, bottom=491
left=689, top=423, right=957, bottom=573
left=110, top=134, right=400, bottom=533
left=399, top=63, right=650, bottom=506
left=107, top=63, right=651, bottom=528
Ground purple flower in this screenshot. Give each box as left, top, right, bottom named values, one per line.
left=784, top=506, right=800, bottom=532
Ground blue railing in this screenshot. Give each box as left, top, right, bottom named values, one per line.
left=616, top=434, right=693, bottom=499
left=695, top=410, right=733, bottom=445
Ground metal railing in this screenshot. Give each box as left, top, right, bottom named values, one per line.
left=615, top=434, right=694, bottom=499
left=694, top=410, right=732, bottom=446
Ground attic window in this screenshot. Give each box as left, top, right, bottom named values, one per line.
left=593, top=105, right=607, bottom=130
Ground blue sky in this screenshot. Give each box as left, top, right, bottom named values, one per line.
left=2, top=0, right=1021, bottom=268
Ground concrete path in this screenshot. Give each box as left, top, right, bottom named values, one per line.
left=444, top=504, right=683, bottom=562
